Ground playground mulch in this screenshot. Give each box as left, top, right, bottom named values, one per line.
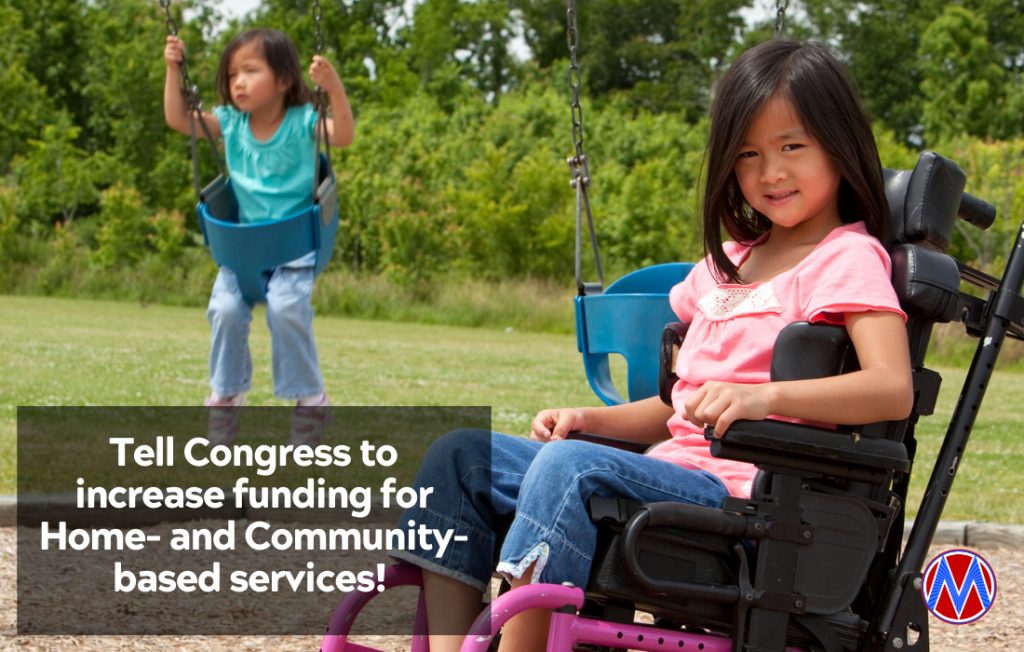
left=0, top=524, right=1021, bottom=652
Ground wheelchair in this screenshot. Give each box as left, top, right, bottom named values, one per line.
left=319, top=149, right=1015, bottom=652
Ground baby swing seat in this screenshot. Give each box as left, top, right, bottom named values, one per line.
left=575, top=262, right=694, bottom=405
left=197, top=152, right=339, bottom=305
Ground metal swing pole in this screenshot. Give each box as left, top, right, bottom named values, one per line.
left=566, top=0, right=604, bottom=296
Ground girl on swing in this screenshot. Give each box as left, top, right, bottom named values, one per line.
left=393, top=39, right=915, bottom=652
left=163, top=28, right=354, bottom=443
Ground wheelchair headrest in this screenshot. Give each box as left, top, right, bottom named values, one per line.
left=883, top=151, right=965, bottom=253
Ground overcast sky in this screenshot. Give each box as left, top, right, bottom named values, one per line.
left=218, top=0, right=262, bottom=21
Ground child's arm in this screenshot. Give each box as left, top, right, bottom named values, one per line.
left=163, top=36, right=222, bottom=139
left=686, top=310, right=915, bottom=437
left=531, top=396, right=676, bottom=444
left=309, top=55, right=354, bottom=148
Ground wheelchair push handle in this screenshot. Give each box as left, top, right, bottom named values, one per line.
left=958, top=191, right=996, bottom=230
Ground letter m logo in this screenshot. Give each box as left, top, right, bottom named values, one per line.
left=922, top=549, right=996, bottom=624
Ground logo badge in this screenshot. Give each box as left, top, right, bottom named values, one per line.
left=922, top=549, right=997, bottom=624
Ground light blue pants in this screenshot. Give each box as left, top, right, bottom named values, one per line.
left=207, top=266, right=324, bottom=400
left=393, top=429, right=731, bottom=592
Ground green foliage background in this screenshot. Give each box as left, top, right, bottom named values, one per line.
left=1, top=0, right=1023, bottom=333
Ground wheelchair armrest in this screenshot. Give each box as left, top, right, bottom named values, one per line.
left=706, top=420, right=910, bottom=484
left=565, top=431, right=651, bottom=455
left=658, top=322, right=690, bottom=406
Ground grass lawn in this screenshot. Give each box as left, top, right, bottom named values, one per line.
left=2, top=295, right=1022, bottom=523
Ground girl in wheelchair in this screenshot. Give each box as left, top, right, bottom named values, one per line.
left=393, top=38, right=916, bottom=652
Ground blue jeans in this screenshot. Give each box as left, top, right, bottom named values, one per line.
left=392, top=429, right=730, bottom=592
left=207, top=266, right=324, bottom=400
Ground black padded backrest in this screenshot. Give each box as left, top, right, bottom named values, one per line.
left=885, top=150, right=966, bottom=252
left=882, top=152, right=966, bottom=364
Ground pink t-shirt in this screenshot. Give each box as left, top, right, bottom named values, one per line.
left=645, top=222, right=907, bottom=498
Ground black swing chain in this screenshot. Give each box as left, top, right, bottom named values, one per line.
left=566, top=2, right=584, bottom=163
left=159, top=0, right=200, bottom=113
left=311, top=0, right=333, bottom=203
left=159, top=0, right=224, bottom=197
left=312, top=0, right=326, bottom=58
left=566, top=0, right=604, bottom=295
left=774, top=0, right=789, bottom=39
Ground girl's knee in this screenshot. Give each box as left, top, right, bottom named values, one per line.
left=531, top=439, right=595, bottom=473
left=412, top=429, right=493, bottom=498
left=266, top=294, right=312, bottom=330
left=424, top=428, right=493, bottom=468
left=207, top=291, right=249, bottom=327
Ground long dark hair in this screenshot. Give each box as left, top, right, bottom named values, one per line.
left=702, top=39, right=888, bottom=283
left=215, top=28, right=312, bottom=110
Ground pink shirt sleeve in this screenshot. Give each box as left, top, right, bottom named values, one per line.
left=797, top=230, right=907, bottom=325
left=668, top=258, right=706, bottom=323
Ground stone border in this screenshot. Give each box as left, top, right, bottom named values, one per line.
left=902, top=518, right=1024, bottom=548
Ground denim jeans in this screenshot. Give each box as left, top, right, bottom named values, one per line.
left=207, top=266, right=324, bottom=400
left=392, top=429, right=730, bottom=592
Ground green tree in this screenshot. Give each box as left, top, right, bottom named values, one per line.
left=81, top=0, right=175, bottom=190
left=405, top=0, right=518, bottom=107
left=919, top=6, right=1006, bottom=141
left=0, top=4, right=56, bottom=175
left=91, top=183, right=152, bottom=268
left=6, top=0, right=91, bottom=137
left=801, top=0, right=1024, bottom=143
left=256, top=0, right=411, bottom=109
left=12, top=113, right=98, bottom=224
left=516, top=0, right=751, bottom=117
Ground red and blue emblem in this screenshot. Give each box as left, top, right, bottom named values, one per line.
left=921, top=549, right=997, bottom=624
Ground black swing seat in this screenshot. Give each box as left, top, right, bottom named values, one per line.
left=569, top=150, right=1005, bottom=652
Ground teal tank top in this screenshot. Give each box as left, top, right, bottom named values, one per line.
left=212, top=104, right=318, bottom=225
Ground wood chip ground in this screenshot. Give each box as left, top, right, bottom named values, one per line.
left=1, top=525, right=1020, bottom=651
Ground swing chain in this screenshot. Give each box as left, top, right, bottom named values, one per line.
left=566, top=0, right=585, bottom=164
left=311, top=0, right=328, bottom=108
left=312, top=0, right=326, bottom=56
left=310, top=0, right=333, bottom=203
left=774, top=0, right=789, bottom=38
left=159, top=0, right=200, bottom=111
left=566, top=0, right=603, bottom=295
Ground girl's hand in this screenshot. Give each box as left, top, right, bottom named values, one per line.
left=530, top=408, right=586, bottom=442
left=164, top=35, right=185, bottom=69
left=310, top=55, right=343, bottom=94
left=684, top=381, right=773, bottom=438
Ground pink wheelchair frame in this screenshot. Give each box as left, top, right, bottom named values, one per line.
left=320, top=563, right=776, bottom=652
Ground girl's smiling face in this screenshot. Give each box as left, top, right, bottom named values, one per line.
left=227, top=40, right=289, bottom=115
left=733, top=96, right=843, bottom=239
